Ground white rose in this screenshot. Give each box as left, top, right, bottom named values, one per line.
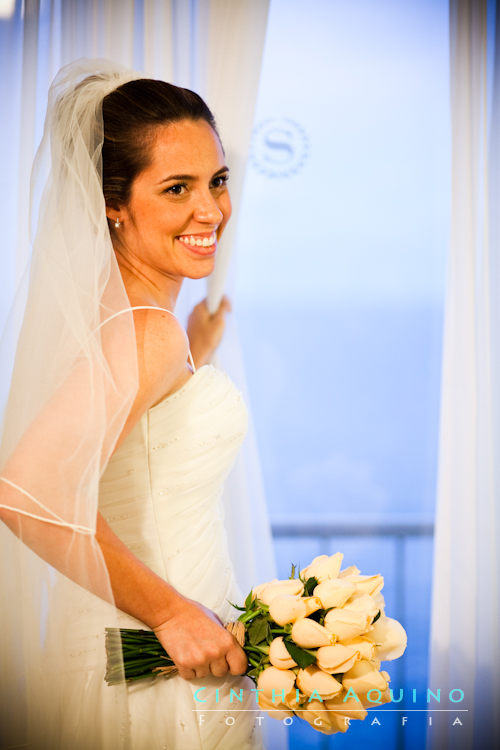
left=340, top=636, right=376, bottom=661
left=313, top=579, right=355, bottom=608
left=252, top=579, right=278, bottom=600
left=343, top=593, right=379, bottom=621
left=376, top=678, right=393, bottom=706
left=342, top=659, right=390, bottom=700
left=366, top=616, right=407, bottom=660
left=299, top=699, right=340, bottom=734
left=291, top=618, right=334, bottom=648
left=296, top=665, right=342, bottom=700
left=324, top=607, right=371, bottom=641
left=303, top=596, right=323, bottom=616
left=257, top=690, right=294, bottom=720
left=284, top=687, right=305, bottom=711
left=257, top=665, right=296, bottom=702
left=324, top=692, right=368, bottom=722
left=316, top=643, right=360, bottom=673
left=342, top=574, right=384, bottom=597
left=269, top=595, right=321, bottom=626
left=269, top=636, right=297, bottom=669
left=255, top=578, right=304, bottom=605
left=338, top=565, right=360, bottom=578
left=269, top=595, right=305, bottom=626
left=301, top=553, right=343, bottom=582
left=372, top=590, right=386, bottom=614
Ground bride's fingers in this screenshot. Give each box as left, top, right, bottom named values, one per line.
left=194, top=667, right=210, bottom=679
left=209, top=657, right=229, bottom=678
left=216, top=295, right=232, bottom=316
left=177, top=666, right=197, bottom=680
left=226, top=645, right=248, bottom=676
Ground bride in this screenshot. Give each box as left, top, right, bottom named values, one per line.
left=0, top=60, right=263, bottom=749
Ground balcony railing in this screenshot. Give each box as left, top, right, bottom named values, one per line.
left=271, top=513, right=434, bottom=538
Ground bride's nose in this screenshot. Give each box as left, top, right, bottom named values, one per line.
left=193, top=191, right=224, bottom=224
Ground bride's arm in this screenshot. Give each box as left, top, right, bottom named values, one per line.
left=0, top=496, right=246, bottom=680
left=95, top=512, right=246, bottom=680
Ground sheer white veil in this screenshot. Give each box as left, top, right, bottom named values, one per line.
left=0, top=59, right=145, bottom=749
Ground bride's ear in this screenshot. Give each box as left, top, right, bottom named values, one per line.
left=106, top=205, right=123, bottom=228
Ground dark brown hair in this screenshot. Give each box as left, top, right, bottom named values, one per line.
left=101, top=79, right=218, bottom=210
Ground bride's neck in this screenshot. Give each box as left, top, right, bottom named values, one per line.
left=115, top=253, right=183, bottom=312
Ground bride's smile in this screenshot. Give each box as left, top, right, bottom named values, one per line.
left=176, top=230, right=217, bottom=254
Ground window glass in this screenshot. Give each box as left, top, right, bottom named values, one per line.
left=235, top=1, right=449, bottom=746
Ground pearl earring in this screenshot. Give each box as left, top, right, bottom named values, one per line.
left=114, top=217, right=121, bottom=228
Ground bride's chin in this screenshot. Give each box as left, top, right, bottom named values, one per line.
left=182, top=259, right=217, bottom=280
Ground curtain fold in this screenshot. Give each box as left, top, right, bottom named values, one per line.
left=198, top=0, right=276, bottom=596
left=204, top=0, right=270, bottom=310
left=428, top=1, right=500, bottom=747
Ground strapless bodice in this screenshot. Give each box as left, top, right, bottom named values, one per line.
left=94, top=365, right=262, bottom=749
left=99, top=364, right=248, bottom=616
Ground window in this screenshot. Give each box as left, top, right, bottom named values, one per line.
left=235, top=1, right=449, bottom=746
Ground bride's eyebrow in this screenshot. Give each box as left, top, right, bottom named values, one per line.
left=156, top=166, right=229, bottom=185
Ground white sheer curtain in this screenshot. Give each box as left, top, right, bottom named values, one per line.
left=1, top=4, right=284, bottom=749
left=0, top=0, right=274, bottom=593
left=428, top=1, right=500, bottom=747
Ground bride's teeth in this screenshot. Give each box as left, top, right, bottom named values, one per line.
left=178, top=233, right=216, bottom=246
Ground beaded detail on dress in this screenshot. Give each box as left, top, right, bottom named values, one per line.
left=99, top=365, right=247, bottom=607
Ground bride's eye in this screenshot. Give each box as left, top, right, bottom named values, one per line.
left=211, top=173, right=229, bottom=190
left=164, top=183, right=187, bottom=195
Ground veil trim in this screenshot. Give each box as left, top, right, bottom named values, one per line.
left=0, top=476, right=94, bottom=533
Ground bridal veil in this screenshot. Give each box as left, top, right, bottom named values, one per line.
left=0, top=60, right=146, bottom=749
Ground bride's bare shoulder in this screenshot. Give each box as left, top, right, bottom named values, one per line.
left=113, top=307, right=190, bottom=450
left=134, top=305, right=190, bottom=394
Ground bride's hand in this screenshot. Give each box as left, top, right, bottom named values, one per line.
left=186, top=296, right=231, bottom=368
left=152, top=595, right=247, bottom=680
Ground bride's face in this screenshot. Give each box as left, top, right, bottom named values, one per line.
left=110, top=118, right=231, bottom=280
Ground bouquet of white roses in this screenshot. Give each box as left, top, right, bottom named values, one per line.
left=105, top=552, right=407, bottom=736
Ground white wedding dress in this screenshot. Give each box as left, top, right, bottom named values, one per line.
left=97, top=363, right=263, bottom=750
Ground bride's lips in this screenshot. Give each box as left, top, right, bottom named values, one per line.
left=176, top=231, right=217, bottom=256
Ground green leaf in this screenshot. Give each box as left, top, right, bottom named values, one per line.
left=246, top=667, right=261, bottom=682
left=283, top=638, right=317, bottom=669
left=244, top=589, right=255, bottom=610
left=289, top=562, right=297, bottom=579
left=372, top=610, right=381, bottom=624
left=248, top=617, right=270, bottom=646
left=303, top=576, right=318, bottom=596
left=228, top=600, right=246, bottom=612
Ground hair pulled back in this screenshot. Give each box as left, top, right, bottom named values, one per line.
left=102, top=79, right=218, bottom=210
